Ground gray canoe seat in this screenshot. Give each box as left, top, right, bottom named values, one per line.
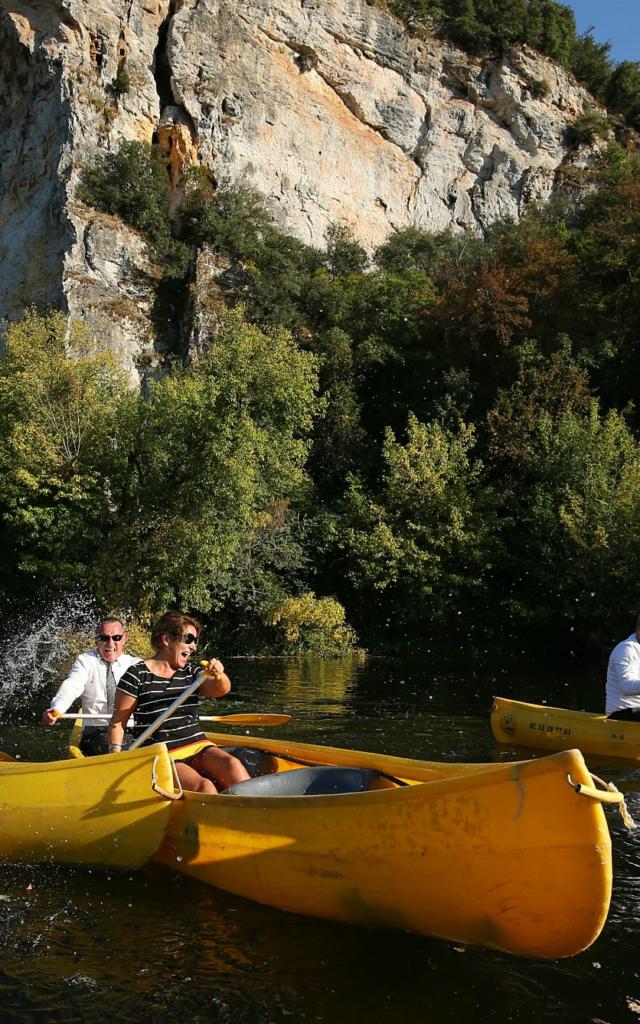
left=222, top=765, right=384, bottom=796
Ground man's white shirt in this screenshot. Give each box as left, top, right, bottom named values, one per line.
left=51, top=650, right=140, bottom=727
left=606, top=632, right=640, bottom=714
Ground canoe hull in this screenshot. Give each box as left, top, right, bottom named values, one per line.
left=0, top=743, right=175, bottom=869
left=491, top=696, right=640, bottom=760
left=154, top=737, right=613, bottom=958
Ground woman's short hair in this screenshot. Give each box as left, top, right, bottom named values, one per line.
left=151, top=611, right=202, bottom=649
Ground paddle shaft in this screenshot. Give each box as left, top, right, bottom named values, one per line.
left=53, top=712, right=290, bottom=726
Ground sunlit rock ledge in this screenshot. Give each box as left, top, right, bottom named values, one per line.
left=0, top=0, right=603, bottom=373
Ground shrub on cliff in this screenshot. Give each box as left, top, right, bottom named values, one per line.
left=79, top=140, right=189, bottom=275
left=80, top=141, right=169, bottom=242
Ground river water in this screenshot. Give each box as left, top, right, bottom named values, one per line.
left=1, top=653, right=639, bottom=1024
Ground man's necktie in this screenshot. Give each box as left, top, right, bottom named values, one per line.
left=105, top=662, right=117, bottom=713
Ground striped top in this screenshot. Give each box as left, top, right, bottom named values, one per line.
left=117, top=661, right=206, bottom=751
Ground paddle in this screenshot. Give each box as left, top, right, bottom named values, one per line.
left=52, top=711, right=290, bottom=726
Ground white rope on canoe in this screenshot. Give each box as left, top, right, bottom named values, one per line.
left=151, top=754, right=184, bottom=801
left=590, top=774, right=637, bottom=831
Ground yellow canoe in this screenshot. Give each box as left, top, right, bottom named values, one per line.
left=491, top=696, right=640, bottom=760
left=2, top=726, right=620, bottom=957
left=0, top=743, right=175, bottom=869
left=150, top=730, right=620, bottom=959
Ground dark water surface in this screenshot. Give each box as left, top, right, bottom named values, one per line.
left=1, top=655, right=640, bottom=1024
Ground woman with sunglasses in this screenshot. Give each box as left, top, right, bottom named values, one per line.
left=43, top=617, right=139, bottom=756
left=108, top=611, right=250, bottom=793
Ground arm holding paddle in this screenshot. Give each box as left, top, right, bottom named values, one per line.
left=109, top=610, right=249, bottom=794
left=42, top=656, right=90, bottom=725
left=106, top=612, right=250, bottom=793
left=196, top=658, right=231, bottom=698
left=42, top=619, right=138, bottom=756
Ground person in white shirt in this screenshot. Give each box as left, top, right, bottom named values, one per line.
left=43, top=617, right=139, bottom=755
left=606, top=616, right=640, bottom=720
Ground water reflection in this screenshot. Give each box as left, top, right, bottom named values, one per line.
left=277, top=655, right=361, bottom=709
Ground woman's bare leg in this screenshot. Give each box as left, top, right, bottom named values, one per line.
left=193, top=747, right=250, bottom=789
left=174, top=760, right=217, bottom=794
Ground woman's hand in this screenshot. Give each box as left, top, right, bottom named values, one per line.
left=198, top=659, right=232, bottom=698
left=201, top=658, right=225, bottom=679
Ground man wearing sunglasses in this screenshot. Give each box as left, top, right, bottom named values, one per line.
left=42, top=617, right=139, bottom=755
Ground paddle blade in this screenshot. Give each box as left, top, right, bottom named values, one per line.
left=199, top=713, right=291, bottom=726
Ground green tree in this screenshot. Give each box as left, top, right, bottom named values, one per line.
left=525, top=0, right=576, bottom=66
left=374, top=227, right=468, bottom=275
left=447, top=0, right=489, bottom=52
left=508, top=404, right=640, bottom=645
left=571, top=30, right=612, bottom=101
left=324, top=224, right=369, bottom=278
left=341, top=414, right=496, bottom=636
left=307, top=327, right=367, bottom=495
left=605, top=62, right=640, bottom=130
left=0, top=310, right=137, bottom=596
left=180, top=171, right=274, bottom=260
left=104, top=309, right=321, bottom=617
left=479, top=0, right=528, bottom=50
left=569, top=160, right=640, bottom=399
left=267, top=592, right=358, bottom=655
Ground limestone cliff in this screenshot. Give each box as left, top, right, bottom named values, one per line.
left=0, top=0, right=603, bottom=372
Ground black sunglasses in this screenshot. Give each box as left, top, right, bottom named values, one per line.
left=96, top=634, right=124, bottom=643
left=181, top=633, right=199, bottom=645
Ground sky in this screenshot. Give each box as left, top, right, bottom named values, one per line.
left=567, top=1, right=640, bottom=65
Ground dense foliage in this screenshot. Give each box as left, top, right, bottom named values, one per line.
left=5, top=125, right=640, bottom=656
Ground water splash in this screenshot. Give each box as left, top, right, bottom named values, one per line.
left=0, top=591, right=100, bottom=719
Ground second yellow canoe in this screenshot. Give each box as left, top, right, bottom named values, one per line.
left=491, top=696, right=640, bottom=760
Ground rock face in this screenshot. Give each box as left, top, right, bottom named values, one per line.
left=0, top=0, right=602, bottom=372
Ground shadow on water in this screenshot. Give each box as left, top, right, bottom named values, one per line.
left=1, top=646, right=640, bottom=1022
